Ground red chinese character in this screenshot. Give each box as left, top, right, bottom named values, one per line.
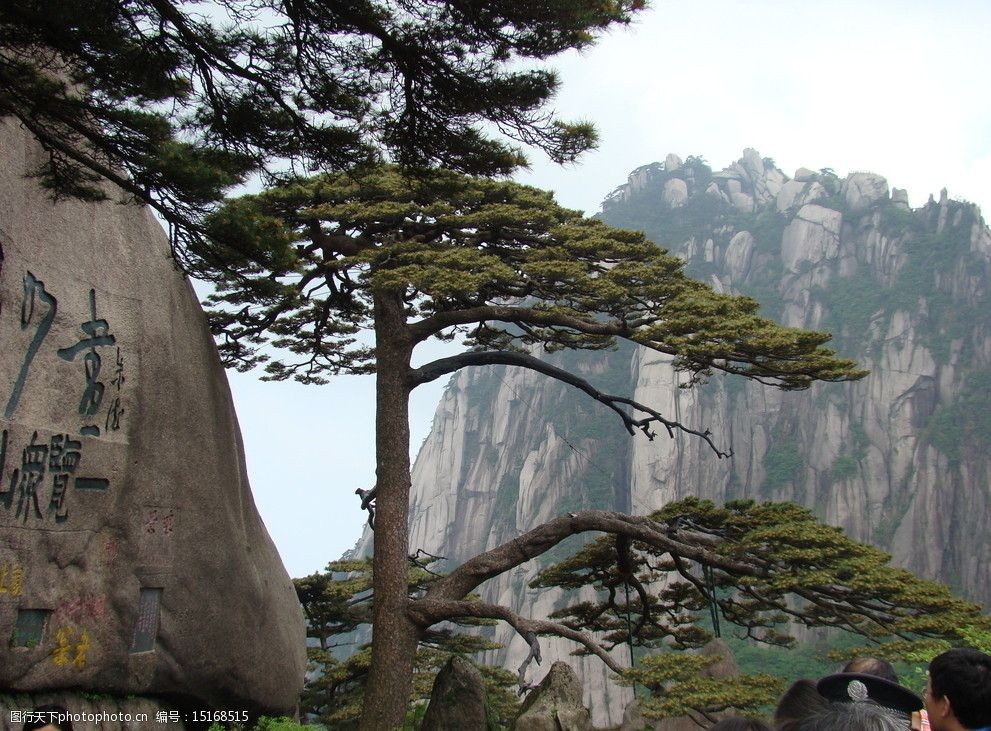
left=143, top=510, right=158, bottom=534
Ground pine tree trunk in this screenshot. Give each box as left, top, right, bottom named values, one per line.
left=360, top=290, right=420, bottom=730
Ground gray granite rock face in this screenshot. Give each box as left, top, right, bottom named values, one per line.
left=892, top=187, right=911, bottom=210
left=421, top=656, right=489, bottom=731
left=0, top=118, right=305, bottom=713
left=513, top=661, right=591, bottom=731
left=842, top=171, right=890, bottom=213
left=662, top=178, right=689, bottom=208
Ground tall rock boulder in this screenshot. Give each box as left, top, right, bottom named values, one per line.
left=0, top=118, right=305, bottom=712
left=513, top=661, right=592, bottom=731
left=421, top=656, right=490, bottom=731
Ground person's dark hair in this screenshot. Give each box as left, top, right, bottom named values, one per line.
left=24, top=704, right=74, bottom=731
left=842, top=656, right=899, bottom=684
left=708, top=717, right=773, bottom=731
left=928, top=647, right=991, bottom=729
left=774, top=679, right=830, bottom=728
left=796, top=702, right=903, bottom=731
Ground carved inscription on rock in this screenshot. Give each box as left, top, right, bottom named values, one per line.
left=0, top=271, right=135, bottom=530
left=0, top=255, right=138, bottom=672
left=130, top=587, right=162, bottom=653
left=139, top=507, right=177, bottom=567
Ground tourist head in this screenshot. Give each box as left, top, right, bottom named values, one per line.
left=925, top=648, right=991, bottom=730
left=774, top=678, right=830, bottom=729
left=817, top=671, right=922, bottom=719
left=843, top=657, right=900, bottom=684
left=796, top=700, right=905, bottom=731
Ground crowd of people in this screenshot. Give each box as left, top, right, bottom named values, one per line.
left=707, top=648, right=991, bottom=731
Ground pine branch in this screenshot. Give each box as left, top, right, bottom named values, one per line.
left=409, top=350, right=731, bottom=456
left=408, top=598, right=624, bottom=688
left=423, top=511, right=755, bottom=603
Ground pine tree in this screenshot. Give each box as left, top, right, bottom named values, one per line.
left=0, top=0, right=640, bottom=265
left=201, top=164, right=867, bottom=728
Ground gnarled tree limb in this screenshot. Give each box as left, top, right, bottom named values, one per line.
left=423, top=511, right=754, bottom=603
left=408, top=305, right=638, bottom=345
left=408, top=597, right=625, bottom=687
left=355, top=486, right=376, bottom=528
left=409, top=350, right=731, bottom=457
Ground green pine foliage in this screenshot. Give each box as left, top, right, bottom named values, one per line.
left=201, top=164, right=864, bottom=391
left=532, top=497, right=988, bottom=721
left=294, top=559, right=518, bottom=729
left=1, top=0, right=642, bottom=262
left=251, top=719, right=315, bottom=731
left=205, top=718, right=318, bottom=731
left=623, top=652, right=784, bottom=724
left=200, top=161, right=866, bottom=726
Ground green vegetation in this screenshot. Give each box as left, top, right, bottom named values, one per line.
left=534, top=497, right=988, bottom=724
left=492, top=473, right=521, bottom=524
left=601, top=158, right=733, bottom=253
left=600, top=161, right=790, bottom=319
left=879, top=204, right=920, bottom=232
left=838, top=620, right=991, bottom=702
left=830, top=455, right=858, bottom=481
left=873, top=475, right=916, bottom=547
left=294, top=559, right=519, bottom=729
left=892, top=207, right=974, bottom=308
left=622, top=651, right=785, bottom=723
left=850, top=422, right=870, bottom=457
left=298, top=510, right=987, bottom=727
left=925, top=372, right=991, bottom=464
left=17, top=5, right=990, bottom=727
left=205, top=718, right=317, bottom=731
left=815, top=269, right=888, bottom=349
left=540, top=346, right=636, bottom=513
left=605, top=158, right=990, bottom=370
left=1, top=0, right=642, bottom=262
left=728, top=636, right=841, bottom=682
left=252, top=719, right=314, bottom=731
left=810, top=168, right=846, bottom=212
left=891, top=206, right=991, bottom=361
left=738, top=209, right=789, bottom=257
left=829, top=422, right=869, bottom=483
left=814, top=200, right=989, bottom=361
left=761, top=428, right=803, bottom=493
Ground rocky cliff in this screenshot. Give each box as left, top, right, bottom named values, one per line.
left=357, top=150, right=991, bottom=725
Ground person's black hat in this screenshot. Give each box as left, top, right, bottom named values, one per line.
left=816, top=672, right=923, bottom=714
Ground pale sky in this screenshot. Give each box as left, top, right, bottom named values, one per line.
left=226, top=0, right=991, bottom=578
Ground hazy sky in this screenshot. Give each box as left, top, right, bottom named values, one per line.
left=227, top=0, right=991, bottom=578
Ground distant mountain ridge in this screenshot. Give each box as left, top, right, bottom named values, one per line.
left=355, top=150, right=991, bottom=725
